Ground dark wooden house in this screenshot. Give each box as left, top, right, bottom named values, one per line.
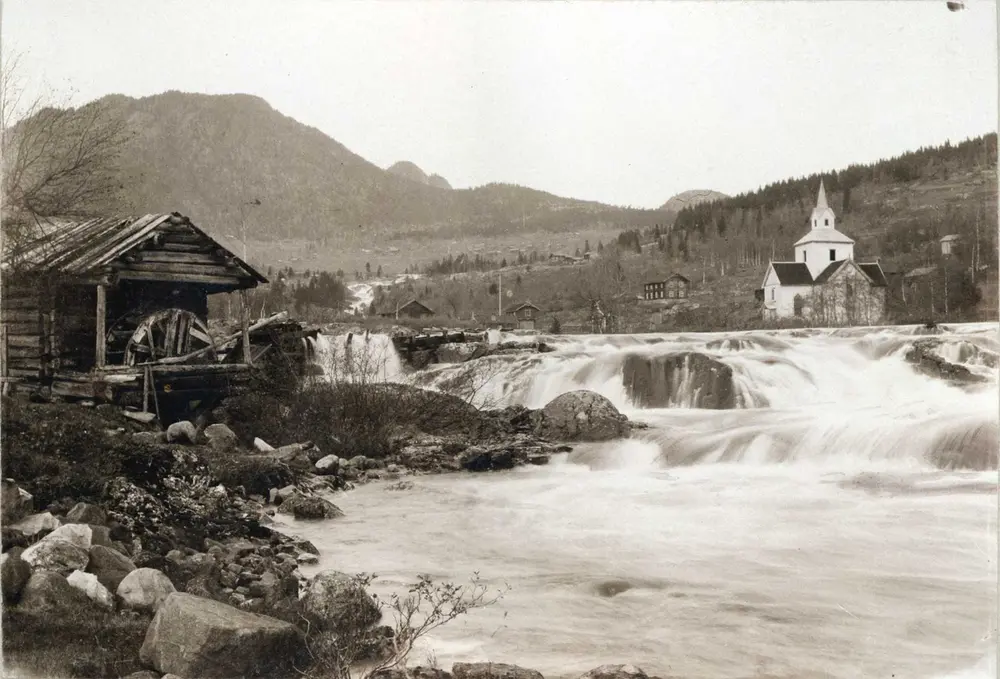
left=643, top=273, right=690, bottom=301
left=505, top=301, right=541, bottom=330
left=378, top=299, right=435, bottom=320
left=0, top=212, right=291, bottom=409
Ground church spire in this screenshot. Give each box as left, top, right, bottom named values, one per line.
left=816, top=180, right=829, bottom=210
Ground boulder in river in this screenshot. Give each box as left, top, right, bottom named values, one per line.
left=276, top=494, right=345, bottom=520
left=622, top=352, right=737, bottom=409
left=139, top=592, right=306, bottom=678
left=904, top=340, right=989, bottom=385
left=533, top=390, right=630, bottom=441
left=300, top=571, right=381, bottom=633
left=437, top=342, right=489, bottom=363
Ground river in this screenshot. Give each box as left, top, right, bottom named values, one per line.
left=285, top=323, right=998, bottom=679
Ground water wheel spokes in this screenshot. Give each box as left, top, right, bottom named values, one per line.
left=125, top=309, right=217, bottom=366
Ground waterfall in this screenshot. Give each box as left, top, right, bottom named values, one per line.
left=310, top=332, right=404, bottom=383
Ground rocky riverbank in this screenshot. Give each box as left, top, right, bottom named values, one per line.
left=1, top=386, right=641, bottom=678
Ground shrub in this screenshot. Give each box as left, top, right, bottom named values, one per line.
left=300, top=573, right=509, bottom=679
left=3, top=607, right=150, bottom=678
left=207, top=453, right=295, bottom=497
left=0, top=398, right=130, bottom=507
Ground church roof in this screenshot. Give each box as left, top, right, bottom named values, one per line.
left=769, top=262, right=813, bottom=285
left=794, top=227, right=855, bottom=246
left=813, top=260, right=846, bottom=284
left=813, top=259, right=889, bottom=287
left=816, top=180, right=829, bottom=210
left=857, top=262, right=888, bottom=287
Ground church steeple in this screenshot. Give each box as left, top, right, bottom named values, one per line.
left=815, top=180, right=828, bottom=210
left=810, top=179, right=834, bottom=231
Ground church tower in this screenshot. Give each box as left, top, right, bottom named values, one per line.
left=810, top=181, right=836, bottom=230
left=794, top=180, right=855, bottom=279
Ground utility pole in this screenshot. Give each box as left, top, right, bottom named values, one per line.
left=498, top=270, right=502, bottom=318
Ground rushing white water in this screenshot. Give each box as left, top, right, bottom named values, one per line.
left=284, top=323, right=998, bottom=679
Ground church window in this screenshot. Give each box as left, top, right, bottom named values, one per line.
left=803, top=251, right=807, bottom=262
left=770, top=287, right=775, bottom=301
left=824, top=218, right=829, bottom=226
left=829, top=249, right=836, bottom=261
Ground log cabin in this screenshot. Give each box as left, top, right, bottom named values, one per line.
left=0, top=212, right=294, bottom=411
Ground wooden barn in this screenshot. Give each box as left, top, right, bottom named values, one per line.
left=0, top=212, right=314, bottom=412
left=505, top=301, right=541, bottom=330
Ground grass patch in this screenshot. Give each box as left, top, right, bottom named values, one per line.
left=2, top=608, right=150, bottom=679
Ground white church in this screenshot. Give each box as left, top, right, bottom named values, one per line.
left=760, top=181, right=888, bottom=324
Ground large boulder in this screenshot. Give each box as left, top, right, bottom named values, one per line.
left=1, top=547, right=33, bottom=604
left=166, top=420, right=198, bottom=444
left=65, top=502, right=107, bottom=525
left=67, top=570, right=115, bottom=609
left=1, top=479, right=33, bottom=524
left=40, top=523, right=112, bottom=550
left=300, top=571, right=381, bottom=633
left=18, top=570, right=95, bottom=612
left=10, top=511, right=60, bottom=537
left=87, top=544, right=137, bottom=592
left=139, top=592, right=306, bottom=678
left=622, top=353, right=737, bottom=409
left=267, top=444, right=314, bottom=472
left=904, top=340, right=989, bottom=385
left=437, top=342, right=489, bottom=363
left=314, top=454, right=342, bottom=475
left=21, top=537, right=90, bottom=575
left=578, top=665, right=650, bottom=679
left=116, top=567, right=176, bottom=613
left=203, top=423, right=239, bottom=450
left=452, top=663, right=544, bottom=679
left=533, top=390, right=630, bottom=442
left=276, top=495, right=345, bottom=520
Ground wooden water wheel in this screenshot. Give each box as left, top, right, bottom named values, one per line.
left=124, top=309, right=217, bottom=366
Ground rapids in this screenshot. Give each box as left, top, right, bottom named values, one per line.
left=290, top=323, right=998, bottom=678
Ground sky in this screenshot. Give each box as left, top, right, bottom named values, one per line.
left=3, top=0, right=998, bottom=209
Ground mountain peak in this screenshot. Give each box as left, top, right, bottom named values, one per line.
left=660, top=189, right=728, bottom=212
left=387, top=161, right=451, bottom=190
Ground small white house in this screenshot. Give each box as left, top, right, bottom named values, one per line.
left=760, top=181, right=887, bottom=324
left=940, top=234, right=960, bottom=257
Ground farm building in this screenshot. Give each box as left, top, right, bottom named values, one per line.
left=378, top=299, right=435, bottom=320
left=643, top=274, right=691, bottom=301
left=505, top=301, right=542, bottom=330
left=1, top=212, right=315, bottom=411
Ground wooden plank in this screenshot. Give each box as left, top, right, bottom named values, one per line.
left=8, top=358, right=42, bottom=369
left=113, top=261, right=243, bottom=278
left=7, top=367, right=39, bottom=378
left=114, top=270, right=249, bottom=288
left=1, top=309, right=40, bottom=323
left=137, top=252, right=226, bottom=266
left=1, top=325, right=6, bottom=379
left=156, top=242, right=216, bottom=253
left=7, top=335, right=41, bottom=349
left=2, top=321, right=38, bottom=334
left=95, top=285, right=107, bottom=370
left=1, top=298, right=40, bottom=311
left=160, top=232, right=208, bottom=245
left=7, top=346, right=42, bottom=359
left=240, top=289, right=251, bottom=365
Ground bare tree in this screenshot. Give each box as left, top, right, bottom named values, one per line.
left=2, top=52, right=129, bottom=253
left=572, top=247, right=632, bottom=332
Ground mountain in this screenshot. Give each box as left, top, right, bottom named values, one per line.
left=386, top=161, right=454, bottom=190
left=659, top=189, right=729, bottom=213
left=94, top=91, right=668, bottom=251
